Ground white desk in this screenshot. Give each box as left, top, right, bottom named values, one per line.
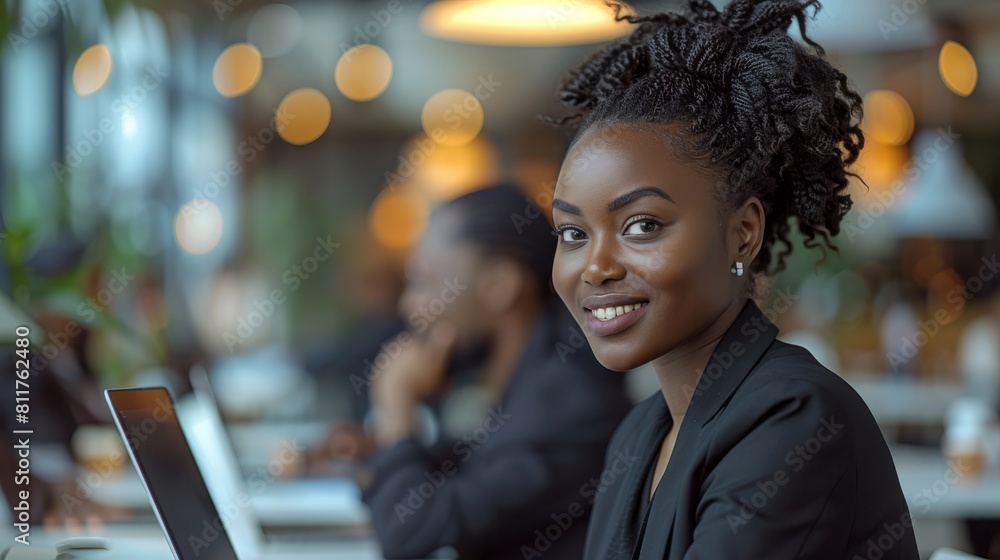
left=892, top=445, right=1000, bottom=519
left=227, top=421, right=328, bottom=471
left=849, top=378, right=966, bottom=427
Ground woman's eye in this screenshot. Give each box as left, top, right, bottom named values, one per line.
left=559, top=228, right=586, bottom=242
left=624, top=220, right=660, bottom=235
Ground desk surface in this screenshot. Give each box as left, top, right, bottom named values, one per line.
left=849, top=378, right=966, bottom=426
left=892, top=445, right=1000, bottom=519
left=1, top=524, right=383, bottom=559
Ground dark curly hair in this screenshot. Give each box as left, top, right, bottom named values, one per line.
left=548, top=0, right=864, bottom=276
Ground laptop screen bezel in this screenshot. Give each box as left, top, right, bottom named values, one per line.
left=105, top=387, right=240, bottom=560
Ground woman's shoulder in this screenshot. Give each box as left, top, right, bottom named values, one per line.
left=720, top=338, right=878, bottom=436
left=740, top=339, right=865, bottom=401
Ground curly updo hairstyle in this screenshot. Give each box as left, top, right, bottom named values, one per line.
left=550, top=0, right=864, bottom=277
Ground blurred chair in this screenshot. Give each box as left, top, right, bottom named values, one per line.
left=931, top=548, right=988, bottom=560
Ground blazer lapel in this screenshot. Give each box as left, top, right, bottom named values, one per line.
left=636, top=299, right=779, bottom=559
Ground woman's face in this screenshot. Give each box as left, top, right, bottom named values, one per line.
left=551, top=122, right=741, bottom=372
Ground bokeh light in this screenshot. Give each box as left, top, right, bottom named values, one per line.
left=422, top=89, right=484, bottom=147
left=335, top=45, right=393, bottom=102
left=369, top=188, right=430, bottom=249
left=863, top=90, right=914, bottom=146
left=402, top=134, right=500, bottom=200
left=276, top=88, right=332, bottom=145
left=247, top=4, right=303, bottom=58
left=852, top=141, right=909, bottom=195
left=174, top=199, right=224, bottom=255
left=420, top=0, right=633, bottom=46
left=212, top=43, right=263, bottom=97
left=939, top=40, right=978, bottom=97
left=73, top=44, right=113, bottom=96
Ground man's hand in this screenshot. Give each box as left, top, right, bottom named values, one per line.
left=303, top=421, right=377, bottom=475
left=370, top=321, right=458, bottom=447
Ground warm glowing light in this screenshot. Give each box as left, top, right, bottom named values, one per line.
left=248, top=4, right=302, bottom=58
left=276, top=88, right=331, bottom=145
left=405, top=135, right=500, bottom=200
left=335, top=45, right=393, bottom=102
left=420, top=0, right=633, bottom=46
left=174, top=199, right=224, bottom=255
left=939, top=40, right=978, bottom=97
left=852, top=141, right=908, bottom=195
left=213, top=43, right=263, bottom=97
left=369, top=189, right=430, bottom=249
left=73, top=44, right=113, bottom=96
left=422, top=89, right=484, bottom=147
left=863, top=90, right=914, bottom=146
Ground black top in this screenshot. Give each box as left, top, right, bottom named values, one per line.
left=585, top=299, right=919, bottom=560
left=630, top=406, right=671, bottom=555
left=359, top=300, right=633, bottom=560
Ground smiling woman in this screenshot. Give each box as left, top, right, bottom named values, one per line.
left=546, top=1, right=919, bottom=559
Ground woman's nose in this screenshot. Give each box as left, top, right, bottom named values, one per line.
left=580, top=238, right=626, bottom=286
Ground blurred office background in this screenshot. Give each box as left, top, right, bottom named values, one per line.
left=0, top=0, right=999, bottom=557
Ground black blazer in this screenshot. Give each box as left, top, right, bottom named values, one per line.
left=359, top=300, right=632, bottom=560
left=585, top=299, right=919, bottom=560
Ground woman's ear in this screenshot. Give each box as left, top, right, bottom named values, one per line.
left=476, top=258, right=525, bottom=313
left=731, top=196, right=765, bottom=268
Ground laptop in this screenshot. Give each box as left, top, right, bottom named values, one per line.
left=105, top=387, right=380, bottom=560
left=185, top=365, right=369, bottom=530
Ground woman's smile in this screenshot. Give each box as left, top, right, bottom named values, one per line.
left=585, top=300, right=648, bottom=336
left=581, top=293, right=650, bottom=336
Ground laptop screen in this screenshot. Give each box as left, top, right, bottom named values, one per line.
left=106, top=388, right=239, bottom=560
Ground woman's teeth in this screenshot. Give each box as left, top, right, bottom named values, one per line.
left=590, top=302, right=646, bottom=321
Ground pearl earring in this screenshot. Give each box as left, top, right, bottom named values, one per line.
left=731, top=262, right=744, bottom=277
